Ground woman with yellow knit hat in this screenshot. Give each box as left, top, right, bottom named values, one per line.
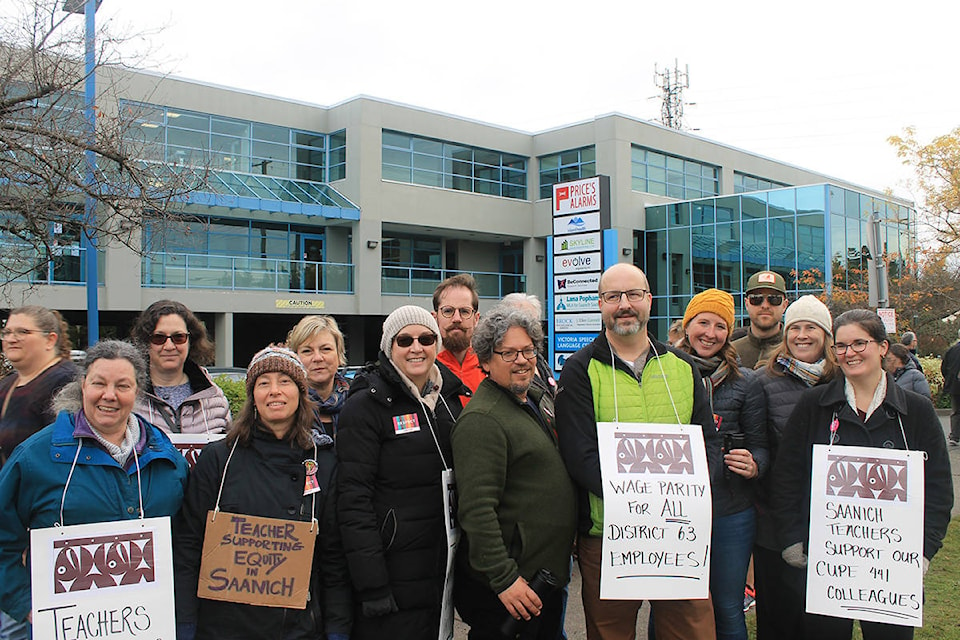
left=679, top=289, right=769, bottom=640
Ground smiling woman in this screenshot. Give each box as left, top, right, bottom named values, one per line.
left=0, top=340, right=189, bottom=635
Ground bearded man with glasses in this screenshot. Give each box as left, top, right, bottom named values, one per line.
left=432, top=274, right=485, bottom=405
left=732, top=271, right=789, bottom=370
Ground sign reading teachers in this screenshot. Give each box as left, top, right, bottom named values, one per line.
left=596, top=422, right=712, bottom=600
left=31, top=517, right=175, bottom=640
left=806, top=445, right=924, bottom=626
left=198, top=511, right=317, bottom=609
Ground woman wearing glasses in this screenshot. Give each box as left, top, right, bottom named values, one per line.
left=752, top=295, right=838, bottom=640
left=0, top=306, right=76, bottom=467
left=336, top=306, right=468, bottom=640
left=130, top=300, right=230, bottom=434
left=772, top=309, right=951, bottom=639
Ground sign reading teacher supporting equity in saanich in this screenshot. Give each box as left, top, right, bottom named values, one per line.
left=31, top=517, right=176, bottom=640
left=596, top=422, right=712, bottom=600
left=198, top=511, right=317, bottom=609
left=806, top=445, right=924, bottom=627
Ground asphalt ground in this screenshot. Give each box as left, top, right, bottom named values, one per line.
left=455, top=411, right=958, bottom=639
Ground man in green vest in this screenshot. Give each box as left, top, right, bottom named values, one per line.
left=555, top=263, right=720, bottom=640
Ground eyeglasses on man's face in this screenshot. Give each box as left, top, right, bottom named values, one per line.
left=831, top=339, right=877, bottom=355
left=599, top=289, right=648, bottom=305
left=394, top=333, right=438, bottom=348
left=492, top=346, right=537, bottom=363
left=149, top=332, right=190, bottom=346
left=746, top=294, right=784, bottom=307
left=438, top=306, right=475, bottom=319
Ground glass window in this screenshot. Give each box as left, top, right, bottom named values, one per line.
left=733, top=172, right=789, bottom=194
left=538, top=146, right=595, bottom=200
left=382, top=130, right=527, bottom=200
left=631, top=146, right=718, bottom=198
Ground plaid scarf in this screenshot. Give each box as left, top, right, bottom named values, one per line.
left=776, top=355, right=825, bottom=387
left=689, top=354, right=733, bottom=414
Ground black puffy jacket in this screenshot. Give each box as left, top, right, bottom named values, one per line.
left=772, top=374, right=953, bottom=561
left=708, top=367, right=769, bottom=518
left=753, top=364, right=829, bottom=550
left=174, top=426, right=350, bottom=639
left=336, top=353, right=466, bottom=639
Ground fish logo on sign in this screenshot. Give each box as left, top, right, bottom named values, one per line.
left=825, top=454, right=907, bottom=501
left=53, top=532, right=157, bottom=593
left=614, top=433, right=694, bottom=475
left=566, top=217, right=586, bottom=232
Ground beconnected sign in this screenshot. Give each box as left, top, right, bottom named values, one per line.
left=550, top=176, right=611, bottom=372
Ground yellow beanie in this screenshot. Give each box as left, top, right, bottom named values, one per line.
left=682, top=289, right=736, bottom=333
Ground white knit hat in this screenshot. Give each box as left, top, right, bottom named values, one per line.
left=783, top=295, right=833, bottom=338
left=380, top=305, right=442, bottom=354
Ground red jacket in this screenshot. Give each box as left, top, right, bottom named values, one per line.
left=437, top=348, right=484, bottom=406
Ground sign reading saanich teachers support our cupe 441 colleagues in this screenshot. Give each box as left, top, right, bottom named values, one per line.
left=806, top=445, right=924, bottom=627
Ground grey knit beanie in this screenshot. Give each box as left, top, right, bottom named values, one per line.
left=380, top=305, right=442, bottom=354
left=783, top=295, right=833, bottom=338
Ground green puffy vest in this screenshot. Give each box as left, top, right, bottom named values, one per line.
left=585, top=353, right=695, bottom=536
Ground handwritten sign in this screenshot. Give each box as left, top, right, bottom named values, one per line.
left=596, top=422, right=712, bottom=600
left=198, top=511, right=316, bottom=609
left=168, top=433, right=226, bottom=469
left=31, top=517, right=175, bottom=640
left=806, top=445, right=924, bottom=626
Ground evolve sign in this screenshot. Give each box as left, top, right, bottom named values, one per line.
left=554, top=252, right=602, bottom=275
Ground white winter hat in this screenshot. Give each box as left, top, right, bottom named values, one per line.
left=380, top=305, right=442, bottom=354
left=783, top=295, right=833, bottom=338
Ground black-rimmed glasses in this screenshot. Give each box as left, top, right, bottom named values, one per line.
left=831, top=339, right=877, bottom=355
left=599, top=289, right=648, bottom=304
left=492, top=346, right=537, bottom=362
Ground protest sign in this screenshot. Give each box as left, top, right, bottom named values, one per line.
left=806, top=445, right=924, bottom=626
left=198, top=511, right=316, bottom=609
left=168, top=432, right=226, bottom=469
left=31, top=517, right=175, bottom=640
left=596, top=422, right=712, bottom=600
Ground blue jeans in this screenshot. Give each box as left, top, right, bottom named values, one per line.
left=0, top=611, right=30, bottom=640
left=710, top=507, right=756, bottom=640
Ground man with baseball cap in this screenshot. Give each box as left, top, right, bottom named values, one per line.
left=732, top=271, right=788, bottom=369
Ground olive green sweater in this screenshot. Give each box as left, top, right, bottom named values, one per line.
left=451, top=378, right=577, bottom=592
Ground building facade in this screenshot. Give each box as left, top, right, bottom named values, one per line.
left=1, top=68, right=915, bottom=365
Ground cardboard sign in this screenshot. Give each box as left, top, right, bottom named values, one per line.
left=168, top=433, right=226, bottom=469
left=198, top=511, right=316, bottom=609
left=31, top=517, right=176, bottom=640
left=806, top=445, right=924, bottom=626
left=596, top=422, right=712, bottom=600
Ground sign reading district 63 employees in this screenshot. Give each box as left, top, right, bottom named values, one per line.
left=806, top=445, right=924, bottom=627
left=596, top=422, right=712, bottom=600
left=31, top=517, right=176, bottom=640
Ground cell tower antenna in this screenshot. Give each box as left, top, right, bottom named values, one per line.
left=654, top=60, right=690, bottom=130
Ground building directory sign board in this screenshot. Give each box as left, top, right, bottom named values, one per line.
left=549, top=176, right=612, bottom=373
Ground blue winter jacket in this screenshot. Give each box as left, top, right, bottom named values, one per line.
left=0, top=410, right=188, bottom=621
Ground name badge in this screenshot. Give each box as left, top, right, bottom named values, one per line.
left=393, top=413, right=420, bottom=434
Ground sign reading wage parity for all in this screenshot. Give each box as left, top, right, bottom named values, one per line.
left=597, top=422, right=713, bottom=600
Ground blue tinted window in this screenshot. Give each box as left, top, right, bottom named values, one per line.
left=631, top=146, right=718, bottom=198
left=538, top=147, right=596, bottom=199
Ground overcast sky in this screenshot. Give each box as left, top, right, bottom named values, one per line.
left=40, top=1, right=960, bottom=202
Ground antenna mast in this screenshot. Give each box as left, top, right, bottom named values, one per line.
left=654, top=60, right=690, bottom=130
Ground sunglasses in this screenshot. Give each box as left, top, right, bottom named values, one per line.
left=394, top=333, right=438, bottom=348
left=149, top=332, right=190, bottom=346
left=746, top=294, right=784, bottom=307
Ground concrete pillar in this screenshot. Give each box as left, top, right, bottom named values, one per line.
left=215, top=312, right=234, bottom=366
